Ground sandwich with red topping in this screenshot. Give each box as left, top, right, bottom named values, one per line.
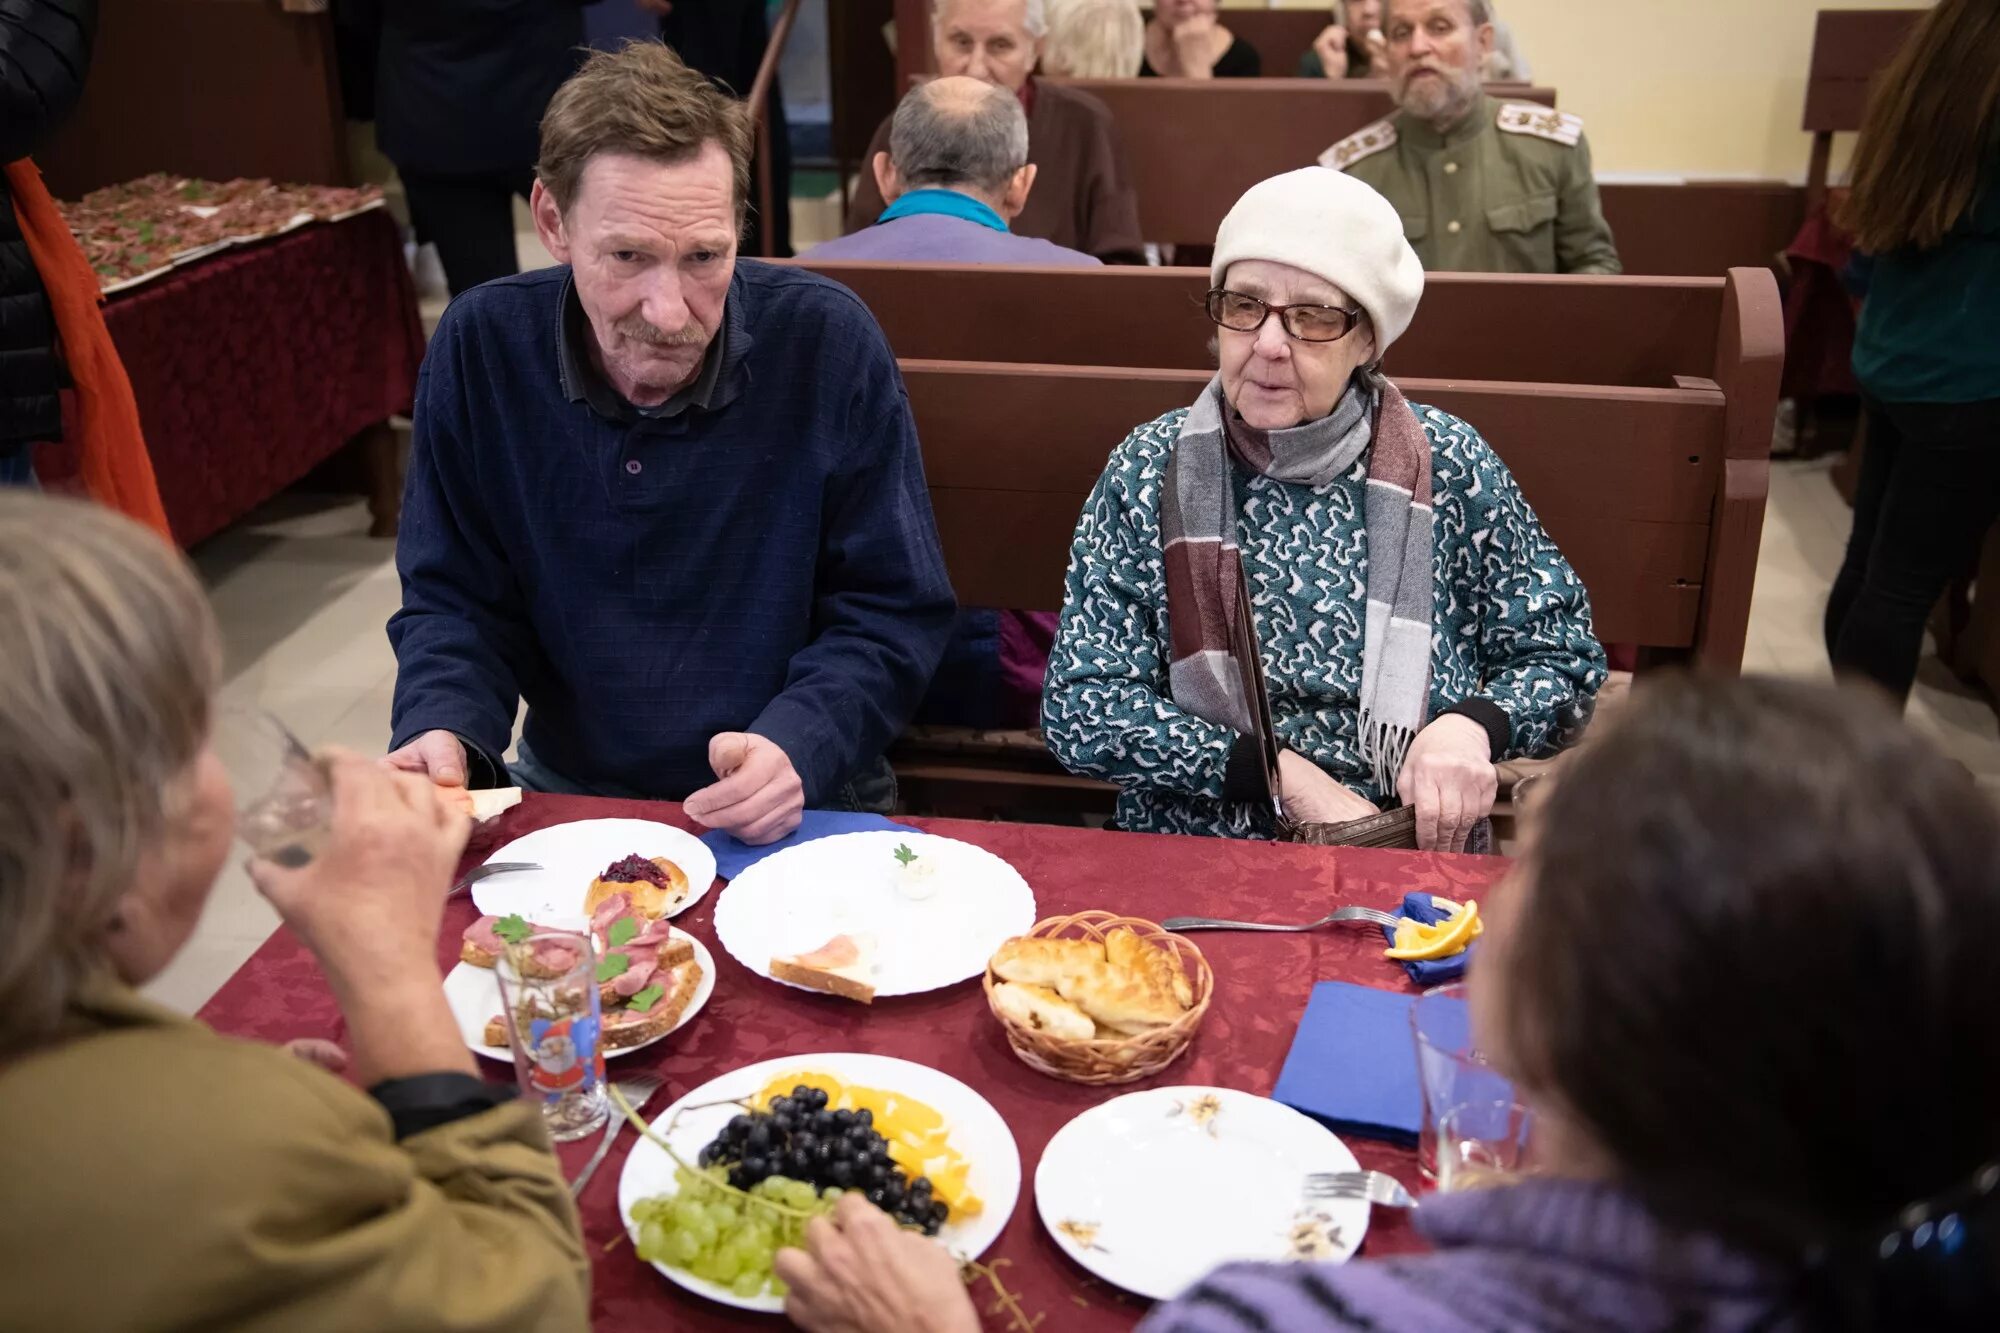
left=583, top=853, right=690, bottom=919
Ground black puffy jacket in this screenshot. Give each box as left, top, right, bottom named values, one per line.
left=1, top=0, right=96, bottom=452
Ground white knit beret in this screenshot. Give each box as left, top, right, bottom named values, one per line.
left=1210, top=168, right=1426, bottom=354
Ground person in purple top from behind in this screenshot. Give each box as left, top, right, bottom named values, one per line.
left=800, top=75, right=1101, bottom=269
left=769, top=675, right=2000, bottom=1332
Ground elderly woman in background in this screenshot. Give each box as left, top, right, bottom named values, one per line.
left=0, top=493, right=588, bottom=1329
left=775, top=676, right=2000, bottom=1330
left=1140, top=0, right=1260, bottom=77
left=1302, top=0, right=1386, bottom=78
left=1043, top=0, right=1144, bottom=79
left=1043, top=169, right=1604, bottom=849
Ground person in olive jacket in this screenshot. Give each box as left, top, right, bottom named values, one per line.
left=0, top=0, right=96, bottom=488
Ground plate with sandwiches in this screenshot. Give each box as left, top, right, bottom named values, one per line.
left=711, top=832, right=1037, bottom=1001
left=445, top=898, right=715, bottom=1058
left=470, top=817, right=716, bottom=927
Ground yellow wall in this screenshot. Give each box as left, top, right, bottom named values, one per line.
left=1229, top=0, right=1932, bottom=180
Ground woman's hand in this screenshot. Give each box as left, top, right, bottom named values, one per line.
left=250, top=750, right=475, bottom=1084
left=775, top=1194, right=981, bottom=1333
left=1167, top=12, right=1221, bottom=77
left=1277, top=750, right=1381, bottom=826
left=1312, top=23, right=1351, bottom=77
left=1396, top=715, right=1498, bottom=853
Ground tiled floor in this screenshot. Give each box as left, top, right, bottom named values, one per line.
left=138, top=204, right=2000, bottom=1013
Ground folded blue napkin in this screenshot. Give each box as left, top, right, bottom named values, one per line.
left=1273, top=980, right=1424, bottom=1143
left=1381, top=890, right=1478, bottom=986
left=700, top=810, right=916, bottom=881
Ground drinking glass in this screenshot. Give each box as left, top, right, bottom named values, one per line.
left=493, top=929, right=609, bottom=1142
left=214, top=706, right=332, bottom=867
left=1436, top=1099, right=1536, bottom=1193
left=1409, top=981, right=1514, bottom=1183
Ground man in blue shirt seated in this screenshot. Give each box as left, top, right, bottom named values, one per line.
left=800, top=75, right=1100, bottom=268
left=385, top=42, right=956, bottom=844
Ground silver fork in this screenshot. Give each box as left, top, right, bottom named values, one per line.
left=1304, top=1170, right=1420, bottom=1210
left=1162, top=905, right=1406, bottom=933
left=570, top=1073, right=667, bottom=1197
left=447, top=861, right=542, bottom=897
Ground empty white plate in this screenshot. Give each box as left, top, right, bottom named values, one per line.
left=1036, top=1085, right=1370, bottom=1301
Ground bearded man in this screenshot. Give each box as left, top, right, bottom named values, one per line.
left=1319, top=0, right=1619, bottom=275
left=386, top=43, right=955, bottom=844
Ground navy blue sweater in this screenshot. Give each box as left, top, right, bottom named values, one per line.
left=388, top=262, right=955, bottom=803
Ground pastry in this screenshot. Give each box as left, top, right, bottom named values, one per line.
left=990, top=982, right=1096, bottom=1041
left=583, top=854, right=690, bottom=920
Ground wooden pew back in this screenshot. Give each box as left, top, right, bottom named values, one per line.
left=892, top=267, right=1780, bottom=669
left=1803, top=8, right=1924, bottom=212
left=791, top=259, right=1746, bottom=390
left=1051, top=77, right=1555, bottom=244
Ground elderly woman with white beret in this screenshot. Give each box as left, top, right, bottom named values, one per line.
left=1041, top=168, right=1606, bottom=851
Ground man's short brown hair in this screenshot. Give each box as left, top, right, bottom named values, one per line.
left=537, top=41, right=755, bottom=220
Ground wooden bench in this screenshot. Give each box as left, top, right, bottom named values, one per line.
left=882, top=267, right=1780, bottom=810
left=1049, top=77, right=1555, bottom=247
left=791, top=259, right=1770, bottom=389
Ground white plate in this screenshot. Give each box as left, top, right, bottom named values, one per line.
left=471, top=818, right=716, bottom=924
left=1035, top=1086, right=1370, bottom=1301
left=619, top=1051, right=1022, bottom=1313
left=442, top=930, right=715, bottom=1061
left=711, top=832, right=1035, bottom=998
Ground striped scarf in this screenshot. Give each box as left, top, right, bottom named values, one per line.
left=1162, top=370, right=1435, bottom=794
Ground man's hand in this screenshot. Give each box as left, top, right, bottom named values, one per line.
left=775, top=1193, right=982, bottom=1333
left=1396, top=714, right=1498, bottom=853
left=384, top=728, right=468, bottom=787
left=1312, top=23, right=1351, bottom=77
left=683, top=733, right=805, bottom=845
left=1277, top=749, right=1380, bottom=826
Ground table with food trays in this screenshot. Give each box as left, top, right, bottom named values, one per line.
left=198, top=794, right=1510, bottom=1329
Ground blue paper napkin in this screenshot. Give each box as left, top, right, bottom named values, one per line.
left=1272, top=980, right=1425, bottom=1143
left=699, top=810, right=916, bottom=881
left=1381, top=891, right=1478, bottom=986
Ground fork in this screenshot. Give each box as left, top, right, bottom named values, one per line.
left=571, top=1073, right=667, bottom=1197
left=1162, top=905, right=1406, bottom=933
left=1304, top=1170, right=1419, bottom=1210
left=447, top=861, right=542, bottom=897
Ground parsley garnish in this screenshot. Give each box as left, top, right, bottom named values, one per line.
left=627, top=983, right=665, bottom=1013
left=893, top=843, right=918, bottom=867
left=491, top=914, right=531, bottom=944
left=596, top=952, right=630, bottom=983
left=607, top=917, right=639, bottom=949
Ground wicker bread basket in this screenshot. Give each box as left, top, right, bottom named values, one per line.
left=982, top=910, right=1213, bottom=1085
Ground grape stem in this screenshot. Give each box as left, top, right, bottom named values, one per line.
left=608, top=1085, right=821, bottom=1221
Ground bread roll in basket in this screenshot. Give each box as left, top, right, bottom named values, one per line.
left=982, top=910, right=1213, bottom=1085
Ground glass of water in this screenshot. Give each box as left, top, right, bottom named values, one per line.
left=1436, top=1099, right=1537, bottom=1193
left=1409, top=982, right=1516, bottom=1184
left=215, top=706, right=332, bottom=867
left=494, top=929, right=609, bottom=1142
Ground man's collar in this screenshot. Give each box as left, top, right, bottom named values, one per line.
left=877, top=188, right=1011, bottom=233
left=1017, top=76, right=1036, bottom=117
left=554, top=267, right=749, bottom=423
left=1396, top=90, right=1493, bottom=151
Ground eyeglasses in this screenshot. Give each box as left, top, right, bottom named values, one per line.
left=1206, top=289, right=1364, bottom=343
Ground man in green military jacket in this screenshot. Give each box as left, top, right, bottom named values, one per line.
left=1318, top=0, right=1621, bottom=274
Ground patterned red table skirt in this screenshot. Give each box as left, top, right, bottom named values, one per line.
left=200, top=796, right=1512, bottom=1330
left=39, top=208, right=423, bottom=547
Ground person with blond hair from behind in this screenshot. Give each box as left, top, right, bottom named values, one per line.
left=1043, top=0, right=1143, bottom=79
left=0, top=492, right=588, bottom=1329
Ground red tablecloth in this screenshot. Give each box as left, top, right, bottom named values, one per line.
left=39, top=209, right=423, bottom=547
left=199, top=796, right=1511, bottom=1330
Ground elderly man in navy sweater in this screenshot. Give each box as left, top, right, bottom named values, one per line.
left=386, top=42, right=955, bottom=844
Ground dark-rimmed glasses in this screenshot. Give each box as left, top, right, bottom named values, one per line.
left=1206, top=288, right=1364, bottom=343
